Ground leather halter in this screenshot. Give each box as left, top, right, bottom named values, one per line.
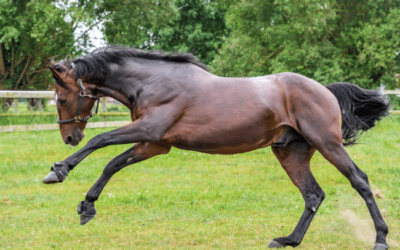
left=57, top=79, right=101, bottom=124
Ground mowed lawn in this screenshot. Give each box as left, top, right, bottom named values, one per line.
left=0, top=117, right=399, bottom=249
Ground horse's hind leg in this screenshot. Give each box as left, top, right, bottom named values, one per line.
left=268, top=139, right=325, bottom=248
left=315, top=141, right=389, bottom=250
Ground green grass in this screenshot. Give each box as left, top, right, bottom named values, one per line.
left=0, top=116, right=400, bottom=249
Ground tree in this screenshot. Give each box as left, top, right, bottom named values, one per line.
left=0, top=0, right=112, bottom=92
left=102, top=0, right=228, bottom=65
left=211, top=0, right=400, bottom=89
left=149, top=0, right=228, bottom=65
left=0, top=0, right=73, bottom=91
left=100, top=0, right=177, bottom=49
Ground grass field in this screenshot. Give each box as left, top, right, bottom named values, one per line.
left=0, top=116, right=399, bottom=249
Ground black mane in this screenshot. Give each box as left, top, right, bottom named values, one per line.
left=54, top=46, right=208, bottom=80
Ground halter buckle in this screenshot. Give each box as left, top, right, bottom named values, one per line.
left=77, top=79, right=85, bottom=90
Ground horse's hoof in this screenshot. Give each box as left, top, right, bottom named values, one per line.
left=42, top=171, right=61, bottom=184
left=77, top=201, right=96, bottom=225
left=43, top=162, right=69, bottom=184
left=373, top=243, right=390, bottom=250
left=80, top=214, right=95, bottom=225
left=268, top=240, right=285, bottom=248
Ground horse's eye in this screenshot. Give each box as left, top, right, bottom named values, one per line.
left=59, top=99, right=67, bottom=105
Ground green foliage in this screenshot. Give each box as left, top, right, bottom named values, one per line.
left=100, top=0, right=177, bottom=49
left=2, top=0, right=399, bottom=91
left=211, top=0, right=400, bottom=89
left=0, top=0, right=78, bottom=90
left=149, top=0, right=228, bottom=65
left=102, top=0, right=227, bottom=65
left=388, top=94, right=400, bottom=110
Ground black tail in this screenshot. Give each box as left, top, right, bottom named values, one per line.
left=326, top=82, right=390, bottom=146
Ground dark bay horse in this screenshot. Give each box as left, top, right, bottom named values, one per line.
left=43, top=46, right=390, bottom=249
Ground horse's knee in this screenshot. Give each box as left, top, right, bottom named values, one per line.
left=102, top=167, right=114, bottom=176
left=102, top=158, right=128, bottom=174
left=87, top=133, right=109, bottom=148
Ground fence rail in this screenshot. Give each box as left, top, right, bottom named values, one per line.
left=1, top=90, right=400, bottom=133
left=0, top=121, right=131, bottom=133
left=0, top=91, right=54, bottom=98
left=0, top=112, right=130, bottom=117
left=0, top=90, right=126, bottom=132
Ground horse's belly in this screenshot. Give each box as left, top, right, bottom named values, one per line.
left=180, top=141, right=272, bottom=155
left=160, top=123, right=283, bottom=155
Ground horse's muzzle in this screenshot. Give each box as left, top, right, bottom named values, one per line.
left=64, top=130, right=85, bottom=146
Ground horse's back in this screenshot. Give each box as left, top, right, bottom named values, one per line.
left=216, top=72, right=340, bottom=129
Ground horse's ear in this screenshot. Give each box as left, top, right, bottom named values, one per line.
left=48, top=66, right=62, bottom=82
left=48, top=58, right=56, bottom=67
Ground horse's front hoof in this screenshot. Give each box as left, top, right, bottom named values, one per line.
left=373, top=243, right=390, bottom=250
left=77, top=201, right=96, bottom=225
left=268, top=240, right=285, bottom=248
left=43, top=162, right=69, bottom=184
left=42, top=171, right=61, bottom=184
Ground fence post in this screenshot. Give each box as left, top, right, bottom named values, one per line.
left=102, top=97, right=107, bottom=122
left=102, top=97, right=107, bottom=112
left=13, top=98, right=18, bottom=113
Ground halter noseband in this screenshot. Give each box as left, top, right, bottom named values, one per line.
left=57, top=79, right=101, bottom=124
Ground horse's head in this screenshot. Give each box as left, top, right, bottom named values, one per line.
left=48, top=59, right=100, bottom=146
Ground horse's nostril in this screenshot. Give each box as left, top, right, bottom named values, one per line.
left=65, top=136, right=72, bottom=144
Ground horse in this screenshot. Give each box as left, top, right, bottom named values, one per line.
left=43, top=46, right=390, bottom=249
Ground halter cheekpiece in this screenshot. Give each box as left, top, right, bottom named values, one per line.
left=57, top=79, right=101, bottom=124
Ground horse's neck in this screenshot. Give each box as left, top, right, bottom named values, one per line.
left=99, top=59, right=208, bottom=111
left=97, top=60, right=158, bottom=110
left=97, top=85, right=134, bottom=110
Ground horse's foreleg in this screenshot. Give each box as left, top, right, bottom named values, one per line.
left=78, top=142, right=170, bottom=225
left=43, top=119, right=168, bottom=184
left=269, top=140, right=325, bottom=248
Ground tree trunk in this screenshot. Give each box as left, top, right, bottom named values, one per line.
left=0, top=99, right=13, bottom=112
left=0, top=42, right=5, bottom=77
left=28, top=98, right=45, bottom=111
left=15, top=56, right=31, bottom=90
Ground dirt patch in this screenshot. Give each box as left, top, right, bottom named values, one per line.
left=341, top=209, right=398, bottom=248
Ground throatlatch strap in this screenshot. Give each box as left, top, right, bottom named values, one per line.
left=76, top=95, right=84, bottom=118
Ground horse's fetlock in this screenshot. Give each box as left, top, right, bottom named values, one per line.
left=85, top=195, right=97, bottom=202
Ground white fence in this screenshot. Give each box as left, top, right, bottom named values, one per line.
left=1, top=89, right=400, bottom=133
left=0, top=90, right=131, bottom=132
